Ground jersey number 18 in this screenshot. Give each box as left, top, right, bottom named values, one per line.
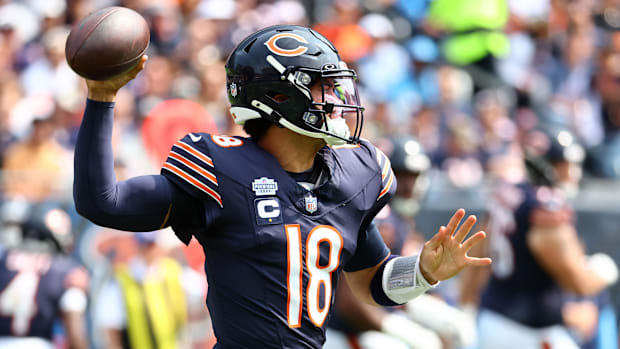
left=285, top=224, right=343, bottom=328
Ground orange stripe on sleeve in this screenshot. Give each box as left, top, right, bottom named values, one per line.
left=378, top=170, right=394, bottom=201
left=168, top=152, right=217, bottom=185
left=162, top=163, right=223, bottom=207
left=380, top=156, right=390, bottom=181
left=174, top=141, right=214, bottom=167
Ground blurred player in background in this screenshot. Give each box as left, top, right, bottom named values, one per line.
left=0, top=202, right=88, bottom=349
left=95, top=230, right=208, bottom=349
left=73, top=25, right=491, bottom=348
left=462, top=128, right=618, bottom=349
left=326, top=135, right=477, bottom=349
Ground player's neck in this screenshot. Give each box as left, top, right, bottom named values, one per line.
left=258, top=127, right=325, bottom=173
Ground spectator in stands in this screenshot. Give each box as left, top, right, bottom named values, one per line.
left=95, top=231, right=208, bottom=349
left=2, top=116, right=70, bottom=202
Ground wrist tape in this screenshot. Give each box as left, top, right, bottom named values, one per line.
left=371, top=254, right=438, bottom=306
left=383, top=254, right=438, bottom=304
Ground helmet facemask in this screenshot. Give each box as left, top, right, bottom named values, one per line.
left=261, top=55, right=364, bottom=146
left=299, top=65, right=364, bottom=146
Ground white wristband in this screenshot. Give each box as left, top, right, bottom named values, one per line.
left=382, top=254, right=439, bottom=304
left=59, top=287, right=87, bottom=313
left=588, top=253, right=619, bottom=286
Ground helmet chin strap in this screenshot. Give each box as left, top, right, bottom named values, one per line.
left=278, top=117, right=350, bottom=146
left=323, top=118, right=350, bottom=146
left=249, top=97, right=352, bottom=146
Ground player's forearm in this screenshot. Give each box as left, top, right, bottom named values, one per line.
left=344, top=265, right=383, bottom=306
left=61, top=312, right=88, bottom=349
left=529, top=225, right=616, bottom=296
left=73, top=99, right=173, bottom=230
left=335, top=281, right=384, bottom=331
left=562, top=257, right=614, bottom=296
left=74, top=99, right=117, bottom=217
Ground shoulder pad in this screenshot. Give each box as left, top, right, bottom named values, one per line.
left=161, top=133, right=223, bottom=207
left=374, top=146, right=395, bottom=201
left=358, top=139, right=395, bottom=202
left=332, top=139, right=395, bottom=202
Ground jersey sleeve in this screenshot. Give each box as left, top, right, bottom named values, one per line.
left=343, top=141, right=396, bottom=271
left=161, top=133, right=223, bottom=208
left=374, top=146, right=396, bottom=203
left=344, top=221, right=390, bottom=272
left=357, top=139, right=397, bottom=218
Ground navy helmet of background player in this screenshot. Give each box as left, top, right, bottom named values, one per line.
left=523, top=127, right=585, bottom=199
left=0, top=202, right=88, bottom=348
left=74, top=24, right=491, bottom=349
left=385, top=135, right=431, bottom=219
left=471, top=128, right=618, bottom=349
left=225, top=25, right=363, bottom=146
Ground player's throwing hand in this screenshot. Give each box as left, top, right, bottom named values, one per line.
left=86, top=55, right=148, bottom=102
left=419, top=209, right=492, bottom=284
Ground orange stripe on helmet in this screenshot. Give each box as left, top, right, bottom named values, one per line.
left=265, top=33, right=309, bottom=57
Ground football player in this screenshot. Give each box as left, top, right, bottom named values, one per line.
left=468, top=128, right=619, bottom=349
left=0, top=204, right=88, bottom=349
left=73, top=25, right=491, bottom=348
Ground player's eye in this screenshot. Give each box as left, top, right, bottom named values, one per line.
left=334, top=84, right=346, bottom=102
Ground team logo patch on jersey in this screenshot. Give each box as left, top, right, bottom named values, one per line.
left=255, top=197, right=282, bottom=225
left=304, top=194, right=318, bottom=214
left=252, top=177, right=278, bottom=196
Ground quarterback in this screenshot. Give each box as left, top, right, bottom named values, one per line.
left=74, top=25, right=490, bottom=348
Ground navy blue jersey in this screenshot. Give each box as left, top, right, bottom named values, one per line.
left=161, top=134, right=394, bottom=348
left=0, top=248, right=81, bottom=339
left=480, top=182, right=567, bottom=327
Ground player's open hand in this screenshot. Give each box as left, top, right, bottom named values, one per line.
left=419, top=209, right=492, bottom=284
left=86, top=55, right=148, bottom=102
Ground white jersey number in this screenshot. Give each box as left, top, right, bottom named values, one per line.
left=285, top=225, right=343, bottom=328
left=211, top=135, right=243, bottom=147
left=0, top=271, right=40, bottom=335
left=487, top=204, right=516, bottom=279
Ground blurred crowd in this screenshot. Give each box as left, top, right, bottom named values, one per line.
left=1, top=0, right=620, bottom=348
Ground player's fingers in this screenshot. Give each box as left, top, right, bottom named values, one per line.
left=426, top=225, right=447, bottom=250
left=466, top=256, right=493, bottom=266
left=461, top=231, right=486, bottom=251
left=138, top=54, right=148, bottom=69
left=453, top=215, right=477, bottom=243
left=124, top=55, right=148, bottom=82
left=131, top=55, right=148, bottom=76
left=445, top=209, right=466, bottom=236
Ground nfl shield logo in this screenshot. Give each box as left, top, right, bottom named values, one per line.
left=305, top=195, right=318, bottom=214
left=229, top=82, right=238, bottom=97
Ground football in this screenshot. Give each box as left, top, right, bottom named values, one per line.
left=65, top=6, right=150, bottom=80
